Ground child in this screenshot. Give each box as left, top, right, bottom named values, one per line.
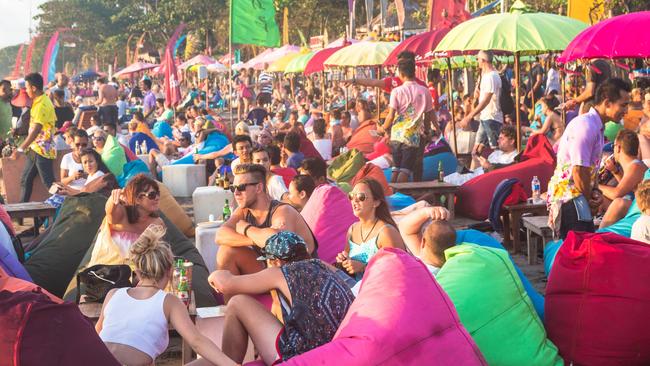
left=96, top=224, right=235, bottom=366
left=632, top=180, right=650, bottom=244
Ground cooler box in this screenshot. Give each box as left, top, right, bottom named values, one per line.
left=195, top=221, right=222, bottom=273
left=192, top=186, right=236, bottom=224
left=162, top=164, right=206, bottom=197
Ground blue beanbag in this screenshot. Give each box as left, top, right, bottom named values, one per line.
left=456, top=229, right=545, bottom=320
left=117, top=160, right=152, bottom=188
left=172, top=131, right=232, bottom=165
left=152, top=121, right=174, bottom=139
left=128, top=132, right=159, bottom=153
left=387, top=192, right=416, bottom=211
left=422, top=153, right=458, bottom=181
left=544, top=239, right=563, bottom=277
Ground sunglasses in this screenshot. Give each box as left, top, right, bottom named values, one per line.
left=93, top=136, right=105, bottom=141
left=75, top=143, right=88, bottom=148
left=229, top=182, right=260, bottom=193
left=348, top=192, right=367, bottom=202
left=138, top=190, right=160, bottom=200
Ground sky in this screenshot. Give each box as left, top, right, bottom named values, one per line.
left=0, top=0, right=48, bottom=49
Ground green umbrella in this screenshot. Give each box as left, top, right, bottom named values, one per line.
left=284, top=51, right=315, bottom=73
left=431, top=55, right=536, bottom=70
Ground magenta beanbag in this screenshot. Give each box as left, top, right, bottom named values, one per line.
left=280, top=248, right=487, bottom=365
left=456, top=134, right=556, bottom=220
left=301, top=184, right=357, bottom=263
left=545, top=232, right=650, bottom=365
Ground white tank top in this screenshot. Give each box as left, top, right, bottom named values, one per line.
left=99, top=288, right=169, bottom=360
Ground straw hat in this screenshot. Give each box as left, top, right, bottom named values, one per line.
left=11, top=88, right=32, bottom=108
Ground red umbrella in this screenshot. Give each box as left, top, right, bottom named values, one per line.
left=304, top=45, right=348, bottom=75
left=383, top=28, right=451, bottom=66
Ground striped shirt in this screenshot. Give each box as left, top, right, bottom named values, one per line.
left=258, top=72, right=273, bottom=94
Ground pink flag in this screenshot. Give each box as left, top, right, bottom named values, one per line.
left=163, top=23, right=186, bottom=108
left=12, top=45, right=24, bottom=78
left=41, top=31, right=60, bottom=82
left=24, top=36, right=39, bottom=74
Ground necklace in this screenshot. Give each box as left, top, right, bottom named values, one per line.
left=137, top=283, right=161, bottom=289
left=360, top=218, right=379, bottom=243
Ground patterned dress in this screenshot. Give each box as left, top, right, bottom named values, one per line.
left=277, top=259, right=354, bottom=361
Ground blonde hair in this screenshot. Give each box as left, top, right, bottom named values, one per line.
left=129, top=224, right=173, bottom=281
left=636, top=180, right=650, bottom=215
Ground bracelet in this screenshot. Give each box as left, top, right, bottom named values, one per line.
left=243, top=224, right=253, bottom=237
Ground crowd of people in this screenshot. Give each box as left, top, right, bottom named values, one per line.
left=3, top=43, right=650, bottom=365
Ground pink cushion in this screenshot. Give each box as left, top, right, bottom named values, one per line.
left=456, top=135, right=556, bottom=220
left=280, top=248, right=486, bottom=365
left=546, top=232, right=650, bottom=365
left=301, top=185, right=357, bottom=263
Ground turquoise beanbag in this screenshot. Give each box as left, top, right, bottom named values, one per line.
left=173, top=131, right=232, bottom=165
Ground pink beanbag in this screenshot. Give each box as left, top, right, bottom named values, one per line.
left=280, top=248, right=487, bottom=365
left=301, top=184, right=357, bottom=263
left=545, top=232, right=650, bottom=365
left=456, top=134, right=556, bottom=220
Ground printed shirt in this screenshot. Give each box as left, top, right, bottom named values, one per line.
left=389, top=81, right=433, bottom=147
left=29, top=94, right=57, bottom=159
left=546, top=108, right=604, bottom=230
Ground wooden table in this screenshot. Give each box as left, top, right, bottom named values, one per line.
left=5, top=202, right=56, bottom=235
left=501, top=201, right=547, bottom=254
left=389, top=181, right=459, bottom=218
left=522, top=215, right=553, bottom=265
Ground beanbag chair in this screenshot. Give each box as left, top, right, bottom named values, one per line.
left=117, top=160, right=152, bottom=188
left=0, top=266, right=58, bottom=301
left=297, top=129, right=321, bottom=159
left=364, top=139, right=389, bottom=161
left=456, top=134, right=556, bottom=220
left=544, top=239, right=563, bottom=276
left=152, top=120, right=173, bottom=139
left=172, top=131, right=231, bottom=165
left=346, top=120, right=379, bottom=154
left=349, top=163, right=392, bottom=197
left=24, top=193, right=108, bottom=297
left=158, top=181, right=194, bottom=238
left=545, top=231, right=650, bottom=365
left=301, top=184, right=357, bottom=264
left=327, top=148, right=365, bottom=184
left=604, top=121, right=623, bottom=143
left=120, top=142, right=137, bottom=162
left=598, top=169, right=650, bottom=238
left=271, top=167, right=297, bottom=187
left=280, top=248, right=486, bottom=365
left=128, top=132, right=159, bottom=154
left=437, top=244, right=562, bottom=365
left=0, top=290, right=119, bottom=366
left=387, top=192, right=416, bottom=211
left=422, top=152, right=458, bottom=181
left=455, top=229, right=544, bottom=319
left=101, top=134, right=128, bottom=177
left=0, top=243, right=31, bottom=282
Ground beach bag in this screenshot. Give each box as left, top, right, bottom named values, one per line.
left=327, top=148, right=365, bottom=183
left=75, top=264, right=132, bottom=303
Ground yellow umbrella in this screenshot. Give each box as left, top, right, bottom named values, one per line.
left=324, top=41, right=399, bottom=67
left=268, top=50, right=306, bottom=72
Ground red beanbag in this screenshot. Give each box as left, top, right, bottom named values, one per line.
left=346, top=120, right=380, bottom=155
left=545, top=232, right=650, bottom=365
left=350, top=163, right=393, bottom=196
left=280, top=248, right=487, bottom=365
left=456, top=134, right=556, bottom=220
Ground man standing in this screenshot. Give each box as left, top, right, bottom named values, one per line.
left=547, top=78, right=631, bottom=239
left=141, top=78, right=156, bottom=120
left=461, top=50, right=503, bottom=155
left=0, top=80, right=13, bottom=136
left=50, top=73, right=71, bottom=102
left=17, top=73, right=57, bottom=202
left=95, top=77, right=119, bottom=125
left=379, top=56, right=435, bottom=183
left=257, top=63, right=274, bottom=106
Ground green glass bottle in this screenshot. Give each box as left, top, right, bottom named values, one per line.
left=223, top=199, right=232, bottom=221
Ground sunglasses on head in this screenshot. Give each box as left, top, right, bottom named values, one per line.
left=138, top=190, right=160, bottom=200
left=348, top=192, right=367, bottom=202
left=229, top=182, right=260, bottom=193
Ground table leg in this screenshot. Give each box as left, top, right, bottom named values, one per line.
left=512, top=212, right=522, bottom=254
left=502, top=211, right=512, bottom=250
left=527, top=231, right=538, bottom=265
left=446, top=193, right=455, bottom=219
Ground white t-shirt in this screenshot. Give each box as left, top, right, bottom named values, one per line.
left=86, top=170, right=105, bottom=185
left=313, top=139, right=332, bottom=161
left=479, top=70, right=503, bottom=123
left=60, top=152, right=86, bottom=189
left=546, top=68, right=561, bottom=95
left=267, top=175, right=288, bottom=201
left=487, top=149, right=518, bottom=165
left=631, top=214, right=650, bottom=244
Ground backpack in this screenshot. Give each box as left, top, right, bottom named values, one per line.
left=499, top=73, right=514, bottom=117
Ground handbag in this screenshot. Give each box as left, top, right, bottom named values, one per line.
left=76, top=264, right=133, bottom=303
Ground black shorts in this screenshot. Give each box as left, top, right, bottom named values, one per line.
left=390, top=142, right=418, bottom=173
left=98, top=105, right=118, bottom=125
left=560, top=199, right=595, bottom=239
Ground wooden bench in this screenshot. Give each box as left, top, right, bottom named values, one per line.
left=5, top=202, right=57, bottom=235
left=501, top=201, right=548, bottom=254
left=389, top=181, right=459, bottom=219
left=521, top=215, right=553, bottom=265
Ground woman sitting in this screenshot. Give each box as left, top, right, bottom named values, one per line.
left=336, top=178, right=405, bottom=278
left=97, top=224, right=235, bottom=366
left=526, top=96, right=565, bottom=147
left=59, top=148, right=118, bottom=196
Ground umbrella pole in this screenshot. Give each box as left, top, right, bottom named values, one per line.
left=376, top=66, right=381, bottom=122
left=290, top=74, right=295, bottom=101
left=446, top=58, right=458, bottom=155
left=514, top=52, right=522, bottom=152
left=321, top=71, right=326, bottom=109
left=561, top=67, right=566, bottom=128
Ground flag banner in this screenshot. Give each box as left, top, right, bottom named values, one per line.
left=379, top=0, right=388, bottom=28
left=231, top=0, right=281, bottom=47
left=568, top=0, right=604, bottom=24
left=41, top=31, right=60, bottom=83
left=429, top=0, right=470, bottom=30
left=349, top=0, right=356, bottom=38
left=25, top=36, right=38, bottom=74
left=395, top=0, right=406, bottom=29
left=12, top=45, right=24, bottom=78
left=163, top=23, right=186, bottom=107
left=174, top=34, right=187, bottom=58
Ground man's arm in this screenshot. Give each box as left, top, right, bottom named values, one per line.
left=195, top=144, right=233, bottom=161
left=215, top=208, right=255, bottom=247
left=95, top=87, right=105, bottom=106
left=18, top=123, right=41, bottom=151
left=343, top=78, right=384, bottom=89
left=397, top=207, right=450, bottom=255
left=208, top=267, right=289, bottom=299
left=572, top=165, right=593, bottom=195
left=379, top=108, right=396, bottom=134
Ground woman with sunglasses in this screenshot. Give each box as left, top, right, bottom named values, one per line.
left=92, top=129, right=108, bottom=153
left=59, top=149, right=118, bottom=196
left=60, top=129, right=90, bottom=190
left=336, top=178, right=405, bottom=278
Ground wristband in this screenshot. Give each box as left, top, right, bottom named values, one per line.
left=243, top=224, right=253, bottom=237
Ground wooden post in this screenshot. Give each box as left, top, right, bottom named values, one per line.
left=514, top=52, right=522, bottom=151
left=446, top=58, right=458, bottom=155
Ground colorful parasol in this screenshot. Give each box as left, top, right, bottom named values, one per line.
left=268, top=50, right=305, bottom=72
left=178, top=54, right=216, bottom=70
left=324, top=41, right=399, bottom=67
left=113, top=62, right=159, bottom=78
left=304, top=45, right=348, bottom=75
left=284, top=52, right=315, bottom=73
left=384, top=28, right=451, bottom=65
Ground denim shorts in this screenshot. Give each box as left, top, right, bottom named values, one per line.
left=390, top=141, right=418, bottom=173
left=476, top=119, right=502, bottom=148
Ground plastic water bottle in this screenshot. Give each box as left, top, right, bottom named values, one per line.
left=531, top=176, right=541, bottom=203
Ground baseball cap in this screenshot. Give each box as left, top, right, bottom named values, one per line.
left=257, top=231, right=309, bottom=261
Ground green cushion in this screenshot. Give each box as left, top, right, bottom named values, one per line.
left=437, top=244, right=562, bottom=366
left=604, top=121, right=623, bottom=143
left=101, top=134, right=127, bottom=177
left=327, top=148, right=365, bottom=184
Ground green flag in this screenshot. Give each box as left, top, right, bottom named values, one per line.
left=230, top=0, right=281, bottom=47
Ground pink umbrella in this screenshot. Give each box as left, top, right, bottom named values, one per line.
left=384, top=28, right=451, bottom=66
left=241, top=48, right=275, bottom=70
left=178, top=54, right=216, bottom=70
left=113, top=61, right=159, bottom=78
left=245, top=45, right=300, bottom=70
left=558, top=11, right=650, bottom=62
left=219, top=52, right=234, bottom=65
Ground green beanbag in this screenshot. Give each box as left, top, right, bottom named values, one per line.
left=327, top=148, right=365, bottom=184
left=101, top=134, right=127, bottom=177
left=437, top=244, right=562, bottom=366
